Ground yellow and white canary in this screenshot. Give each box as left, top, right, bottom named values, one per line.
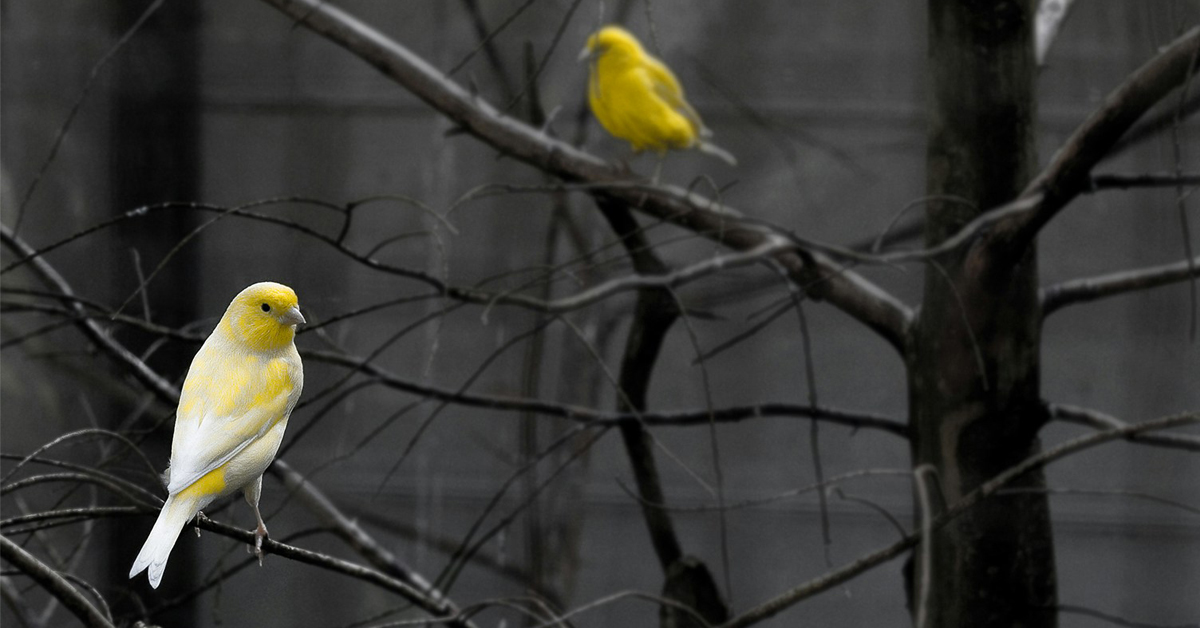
left=580, top=25, right=735, bottom=165
left=130, top=282, right=305, bottom=588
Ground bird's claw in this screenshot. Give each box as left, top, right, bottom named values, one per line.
left=250, top=521, right=268, bottom=566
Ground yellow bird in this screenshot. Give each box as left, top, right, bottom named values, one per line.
left=130, top=282, right=305, bottom=589
left=580, top=25, right=736, bottom=168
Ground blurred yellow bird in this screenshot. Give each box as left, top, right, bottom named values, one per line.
left=130, top=282, right=305, bottom=589
left=580, top=25, right=735, bottom=167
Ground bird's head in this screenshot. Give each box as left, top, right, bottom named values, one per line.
left=579, top=25, right=644, bottom=63
left=220, top=281, right=305, bottom=352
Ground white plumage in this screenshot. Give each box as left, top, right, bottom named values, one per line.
left=130, top=282, right=305, bottom=588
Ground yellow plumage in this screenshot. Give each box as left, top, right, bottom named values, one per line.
left=130, top=281, right=305, bottom=589
left=581, top=25, right=735, bottom=165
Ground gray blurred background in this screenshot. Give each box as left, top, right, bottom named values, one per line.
left=2, top=1, right=1198, bottom=626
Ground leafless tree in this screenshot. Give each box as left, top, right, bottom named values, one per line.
left=2, top=2, right=1198, bottom=628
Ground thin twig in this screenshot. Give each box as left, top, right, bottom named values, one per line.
left=9, top=0, right=165, bottom=236
left=619, top=468, right=913, bottom=514
left=669, top=288, right=733, bottom=602
left=1056, top=603, right=1200, bottom=628
left=718, top=412, right=1200, bottom=628
left=1, top=225, right=181, bottom=404
left=269, top=460, right=442, bottom=599
left=1170, top=43, right=1200, bottom=340
left=433, top=427, right=607, bottom=595
left=306, top=347, right=908, bottom=435
left=1050, top=404, right=1200, bottom=452
left=997, top=486, right=1200, bottom=518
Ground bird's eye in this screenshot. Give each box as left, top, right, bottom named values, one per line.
left=261, top=303, right=271, bottom=312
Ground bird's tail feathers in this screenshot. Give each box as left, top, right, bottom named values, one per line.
left=129, top=493, right=200, bottom=588
left=696, top=140, right=737, bottom=166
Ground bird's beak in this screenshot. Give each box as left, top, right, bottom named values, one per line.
left=577, top=45, right=592, bottom=63
left=281, top=305, right=306, bottom=326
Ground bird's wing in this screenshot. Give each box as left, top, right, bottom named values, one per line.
left=642, top=56, right=708, bottom=137
left=166, top=344, right=298, bottom=495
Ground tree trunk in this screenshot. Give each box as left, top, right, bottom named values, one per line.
left=107, top=2, right=201, bottom=620
left=911, top=1, right=1057, bottom=626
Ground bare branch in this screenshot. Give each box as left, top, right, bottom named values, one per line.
left=9, top=0, right=165, bottom=237
left=2, top=474, right=154, bottom=517
left=529, top=589, right=717, bottom=628
left=1056, top=603, right=1200, bottom=628
left=484, top=237, right=796, bottom=318
left=269, top=460, right=441, bottom=599
left=451, top=0, right=525, bottom=98
left=0, top=574, right=40, bottom=628
left=433, top=426, right=607, bottom=595
left=719, top=411, right=1200, bottom=628
left=347, top=507, right=538, bottom=588
left=1042, top=256, right=1200, bottom=316
left=0, top=535, right=114, bottom=628
left=255, top=0, right=913, bottom=352
left=1, top=428, right=157, bottom=487
left=998, top=487, right=1200, bottom=518
left=1, top=236, right=904, bottom=441
left=305, top=347, right=907, bottom=435
left=1050, top=404, right=1200, bottom=452
left=2, top=225, right=477, bottom=626
left=622, top=468, right=913, bottom=514
left=1001, top=26, right=1200, bottom=248
left=1, top=224, right=180, bottom=405
left=1088, top=172, right=1200, bottom=191
left=189, top=515, right=479, bottom=628
left=1, top=507, right=143, bottom=531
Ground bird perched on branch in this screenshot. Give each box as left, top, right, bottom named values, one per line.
left=130, top=282, right=305, bottom=589
left=580, top=25, right=736, bottom=173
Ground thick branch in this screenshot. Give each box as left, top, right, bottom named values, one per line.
left=594, top=192, right=730, bottom=625
left=594, top=196, right=685, bottom=570
left=256, top=0, right=912, bottom=352
left=1042, top=256, right=1200, bottom=316
left=719, top=411, right=1200, bottom=628
left=1001, top=26, right=1200, bottom=248
left=0, top=535, right=115, bottom=628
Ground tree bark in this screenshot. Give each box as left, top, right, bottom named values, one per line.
left=911, top=1, right=1057, bottom=626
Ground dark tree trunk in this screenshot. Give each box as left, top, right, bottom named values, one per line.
left=910, top=1, right=1057, bottom=626
left=107, top=2, right=201, bottom=622
left=593, top=197, right=729, bottom=628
